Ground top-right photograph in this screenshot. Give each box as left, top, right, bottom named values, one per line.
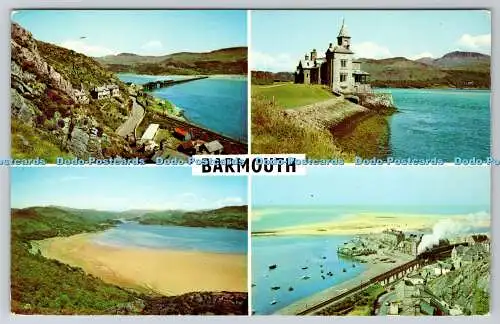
left=251, top=10, right=491, bottom=162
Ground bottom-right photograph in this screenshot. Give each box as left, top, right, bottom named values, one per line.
left=251, top=166, right=490, bottom=316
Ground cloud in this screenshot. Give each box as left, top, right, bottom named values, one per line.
left=251, top=51, right=296, bottom=72
left=215, top=197, right=244, bottom=208
left=409, top=52, right=434, bottom=60
left=351, top=42, right=392, bottom=59
left=140, top=40, right=164, bottom=55
left=457, top=33, right=491, bottom=53
left=59, top=40, right=116, bottom=57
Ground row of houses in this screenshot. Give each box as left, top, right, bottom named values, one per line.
left=73, top=84, right=121, bottom=103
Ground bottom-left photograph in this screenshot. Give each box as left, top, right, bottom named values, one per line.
left=11, top=167, right=248, bottom=315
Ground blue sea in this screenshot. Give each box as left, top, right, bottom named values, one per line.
left=118, top=74, right=248, bottom=142
left=379, top=89, right=490, bottom=161
left=92, top=222, right=247, bottom=254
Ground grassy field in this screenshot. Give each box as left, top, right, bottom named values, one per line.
left=252, top=83, right=334, bottom=109
left=334, top=114, right=391, bottom=159
left=251, top=95, right=354, bottom=160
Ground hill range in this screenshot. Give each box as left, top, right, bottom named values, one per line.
left=95, top=47, right=248, bottom=75
left=253, top=51, right=490, bottom=89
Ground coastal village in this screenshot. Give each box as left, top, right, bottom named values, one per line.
left=70, top=79, right=243, bottom=162
left=332, top=229, right=491, bottom=316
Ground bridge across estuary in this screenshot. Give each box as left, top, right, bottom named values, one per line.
left=142, top=76, right=208, bottom=91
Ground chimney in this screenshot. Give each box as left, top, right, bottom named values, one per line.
left=329, top=42, right=333, bottom=48
left=305, top=53, right=309, bottom=61
left=311, top=49, right=317, bottom=61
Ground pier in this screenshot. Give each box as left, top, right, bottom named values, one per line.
left=142, top=76, right=208, bottom=91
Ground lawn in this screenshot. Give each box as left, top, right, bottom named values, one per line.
left=252, top=83, right=334, bottom=109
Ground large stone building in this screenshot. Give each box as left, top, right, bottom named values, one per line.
left=294, top=19, right=371, bottom=94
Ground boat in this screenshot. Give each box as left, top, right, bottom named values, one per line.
left=321, top=275, right=326, bottom=280
left=301, top=266, right=308, bottom=270
left=322, top=256, right=327, bottom=259
left=288, top=287, right=294, bottom=291
left=251, top=283, right=256, bottom=287
left=269, top=264, right=277, bottom=270
left=342, top=268, right=347, bottom=272
left=271, top=286, right=280, bottom=290
left=270, top=300, right=278, bottom=305
left=301, top=275, right=311, bottom=280
left=327, top=271, right=333, bottom=276
left=352, top=264, right=356, bottom=268
left=320, top=270, right=324, bottom=273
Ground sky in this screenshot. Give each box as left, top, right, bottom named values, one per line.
left=11, top=10, right=247, bottom=57
left=11, top=167, right=247, bottom=211
left=251, top=10, right=491, bottom=72
left=252, top=166, right=490, bottom=208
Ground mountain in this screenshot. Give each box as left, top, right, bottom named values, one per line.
left=359, top=51, right=490, bottom=89
left=138, top=205, right=248, bottom=229
left=421, top=51, right=490, bottom=72
left=11, top=23, right=133, bottom=161
left=96, top=47, right=248, bottom=75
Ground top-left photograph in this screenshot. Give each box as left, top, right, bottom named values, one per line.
left=11, top=10, right=248, bottom=163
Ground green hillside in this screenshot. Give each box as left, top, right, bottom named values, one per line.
left=11, top=23, right=132, bottom=162
left=11, top=207, right=139, bottom=314
left=96, top=47, right=248, bottom=75
left=360, top=52, right=490, bottom=88
left=139, top=205, right=248, bottom=229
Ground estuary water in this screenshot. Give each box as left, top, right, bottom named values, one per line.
left=92, top=222, right=247, bottom=254
left=251, top=205, right=489, bottom=314
left=252, top=234, right=365, bottom=315
left=380, top=88, right=490, bottom=161
left=118, top=73, right=248, bottom=142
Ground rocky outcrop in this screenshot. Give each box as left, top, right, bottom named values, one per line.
left=10, top=22, right=129, bottom=160
left=11, top=23, right=76, bottom=101
left=359, top=93, right=397, bottom=112
left=141, top=292, right=248, bottom=315
left=428, top=258, right=490, bottom=315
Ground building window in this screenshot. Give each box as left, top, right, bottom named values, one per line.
left=341, top=59, right=347, bottom=68
left=340, top=73, right=347, bottom=82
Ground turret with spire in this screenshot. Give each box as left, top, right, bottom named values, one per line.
left=337, top=18, right=351, bottom=49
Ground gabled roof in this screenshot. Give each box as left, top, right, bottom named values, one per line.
left=203, top=140, right=224, bottom=152
left=299, top=59, right=316, bottom=69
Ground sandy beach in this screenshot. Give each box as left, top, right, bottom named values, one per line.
left=252, top=211, right=490, bottom=236
left=35, top=233, right=247, bottom=296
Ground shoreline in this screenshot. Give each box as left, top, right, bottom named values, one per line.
left=35, top=232, right=247, bottom=296
left=252, top=211, right=490, bottom=236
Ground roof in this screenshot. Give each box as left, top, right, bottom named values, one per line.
left=175, top=127, right=188, bottom=136
left=141, top=123, right=159, bottom=141
left=203, top=140, right=224, bottom=152
left=338, top=19, right=350, bottom=38
left=299, top=59, right=316, bottom=69
left=471, top=234, right=489, bottom=243
left=353, top=70, right=370, bottom=75
left=420, top=301, right=436, bottom=315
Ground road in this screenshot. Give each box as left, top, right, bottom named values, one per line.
left=116, top=97, right=145, bottom=137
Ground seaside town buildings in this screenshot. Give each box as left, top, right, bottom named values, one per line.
left=294, top=19, right=371, bottom=94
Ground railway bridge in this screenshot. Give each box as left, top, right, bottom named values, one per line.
left=295, top=242, right=468, bottom=315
